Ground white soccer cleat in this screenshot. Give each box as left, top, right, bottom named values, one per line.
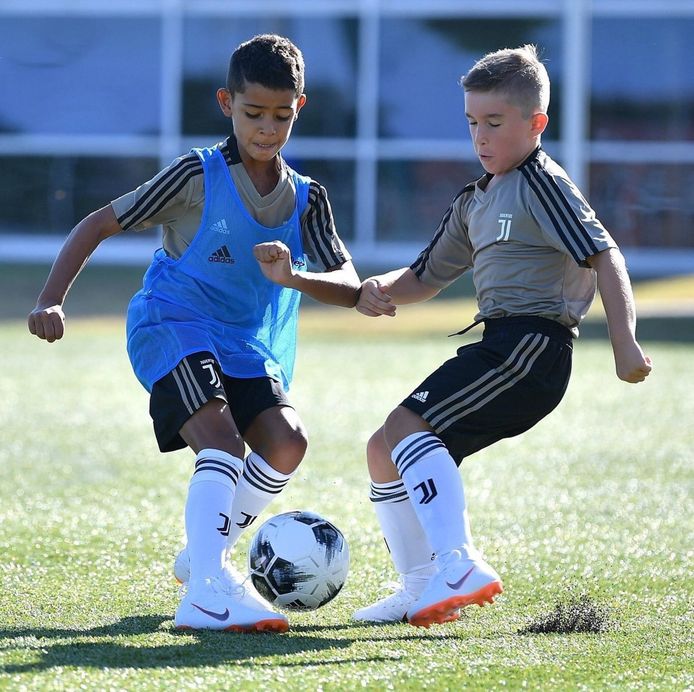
left=352, top=579, right=460, bottom=625
left=174, top=546, right=273, bottom=612
left=353, top=582, right=458, bottom=624
left=352, top=582, right=417, bottom=623
left=406, top=550, right=503, bottom=628
left=174, top=576, right=288, bottom=633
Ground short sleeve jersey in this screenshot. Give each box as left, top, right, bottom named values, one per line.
left=110, top=136, right=350, bottom=271
left=411, top=147, right=616, bottom=334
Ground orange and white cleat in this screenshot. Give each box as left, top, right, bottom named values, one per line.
left=407, top=550, right=503, bottom=628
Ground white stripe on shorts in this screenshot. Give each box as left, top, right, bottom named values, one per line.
left=425, top=332, right=549, bottom=433
left=171, top=359, right=204, bottom=415
left=181, top=357, right=207, bottom=402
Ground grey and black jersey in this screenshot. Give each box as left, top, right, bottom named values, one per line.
left=111, top=135, right=350, bottom=271
left=411, top=147, right=616, bottom=335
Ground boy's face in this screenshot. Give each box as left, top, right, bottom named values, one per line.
left=217, top=83, right=306, bottom=164
left=464, top=90, right=547, bottom=175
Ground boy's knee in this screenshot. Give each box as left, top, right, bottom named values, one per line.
left=180, top=399, right=245, bottom=458
left=366, top=427, right=399, bottom=482
left=245, top=406, right=308, bottom=474
left=366, top=429, right=388, bottom=462
left=383, top=405, right=432, bottom=450
left=284, top=426, right=309, bottom=462
left=262, top=426, right=308, bottom=474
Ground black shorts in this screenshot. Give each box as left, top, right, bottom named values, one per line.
left=401, top=316, right=573, bottom=464
left=149, top=352, right=292, bottom=453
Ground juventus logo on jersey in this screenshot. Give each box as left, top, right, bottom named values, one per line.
left=496, top=213, right=513, bottom=242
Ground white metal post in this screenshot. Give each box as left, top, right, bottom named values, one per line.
left=561, top=0, right=589, bottom=191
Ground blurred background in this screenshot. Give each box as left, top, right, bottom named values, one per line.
left=1, top=0, right=693, bottom=281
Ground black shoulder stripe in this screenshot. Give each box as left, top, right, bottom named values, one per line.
left=519, top=165, right=582, bottom=262
left=306, top=185, right=332, bottom=267
left=541, top=167, right=600, bottom=255
left=118, top=154, right=202, bottom=229
left=304, top=182, right=339, bottom=268
left=521, top=159, right=599, bottom=260
left=121, top=165, right=201, bottom=230
left=411, top=186, right=468, bottom=277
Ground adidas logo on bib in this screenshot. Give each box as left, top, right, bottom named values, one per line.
left=411, top=391, right=429, bottom=403
left=208, top=245, right=235, bottom=264
left=210, top=218, right=229, bottom=234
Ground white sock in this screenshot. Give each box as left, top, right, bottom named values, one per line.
left=391, top=431, right=476, bottom=560
left=370, top=480, right=436, bottom=594
left=224, top=451, right=294, bottom=551
left=185, top=448, right=243, bottom=582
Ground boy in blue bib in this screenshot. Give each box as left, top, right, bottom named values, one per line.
left=29, top=34, right=360, bottom=632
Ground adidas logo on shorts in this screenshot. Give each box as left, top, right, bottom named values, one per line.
left=411, top=391, right=429, bottom=403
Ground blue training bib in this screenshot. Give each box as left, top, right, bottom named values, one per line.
left=126, top=145, right=310, bottom=392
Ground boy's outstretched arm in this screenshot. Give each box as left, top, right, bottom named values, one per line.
left=587, top=248, right=653, bottom=383
left=356, top=268, right=440, bottom=317
left=28, top=205, right=123, bottom=342
left=253, top=241, right=361, bottom=307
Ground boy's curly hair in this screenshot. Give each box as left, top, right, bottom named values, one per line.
left=227, top=34, right=305, bottom=97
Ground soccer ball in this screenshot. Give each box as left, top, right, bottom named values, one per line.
left=248, top=510, right=350, bottom=611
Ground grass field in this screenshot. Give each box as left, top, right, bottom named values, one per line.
left=0, top=303, right=692, bottom=690
left=5, top=263, right=694, bottom=342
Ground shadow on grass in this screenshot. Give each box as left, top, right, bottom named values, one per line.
left=0, top=616, right=458, bottom=673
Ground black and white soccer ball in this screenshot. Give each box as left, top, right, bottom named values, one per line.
left=248, top=510, right=350, bottom=611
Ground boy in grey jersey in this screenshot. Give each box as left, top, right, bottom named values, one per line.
left=353, top=45, right=652, bottom=628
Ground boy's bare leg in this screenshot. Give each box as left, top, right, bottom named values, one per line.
left=180, top=398, right=245, bottom=456
left=243, top=405, right=307, bottom=474
left=225, top=405, right=307, bottom=548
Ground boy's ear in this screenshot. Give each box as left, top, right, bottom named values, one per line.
left=217, top=88, right=233, bottom=117
left=295, top=94, right=307, bottom=118
left=530, top=112, right=549, bottom=136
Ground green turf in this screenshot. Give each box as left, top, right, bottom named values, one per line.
left=7, top=262, right=694, bottom=341
left=0, top=317, right=692, bottom=690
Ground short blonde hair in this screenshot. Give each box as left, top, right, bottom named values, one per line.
left=460, top=44, right=550, bottom=118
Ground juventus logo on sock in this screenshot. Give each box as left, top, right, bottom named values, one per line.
left=217, top=512, right=231, bottom=536
left=236, top=512, right=258, bottom=528
left=414, top=478, right=438, bottom=505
